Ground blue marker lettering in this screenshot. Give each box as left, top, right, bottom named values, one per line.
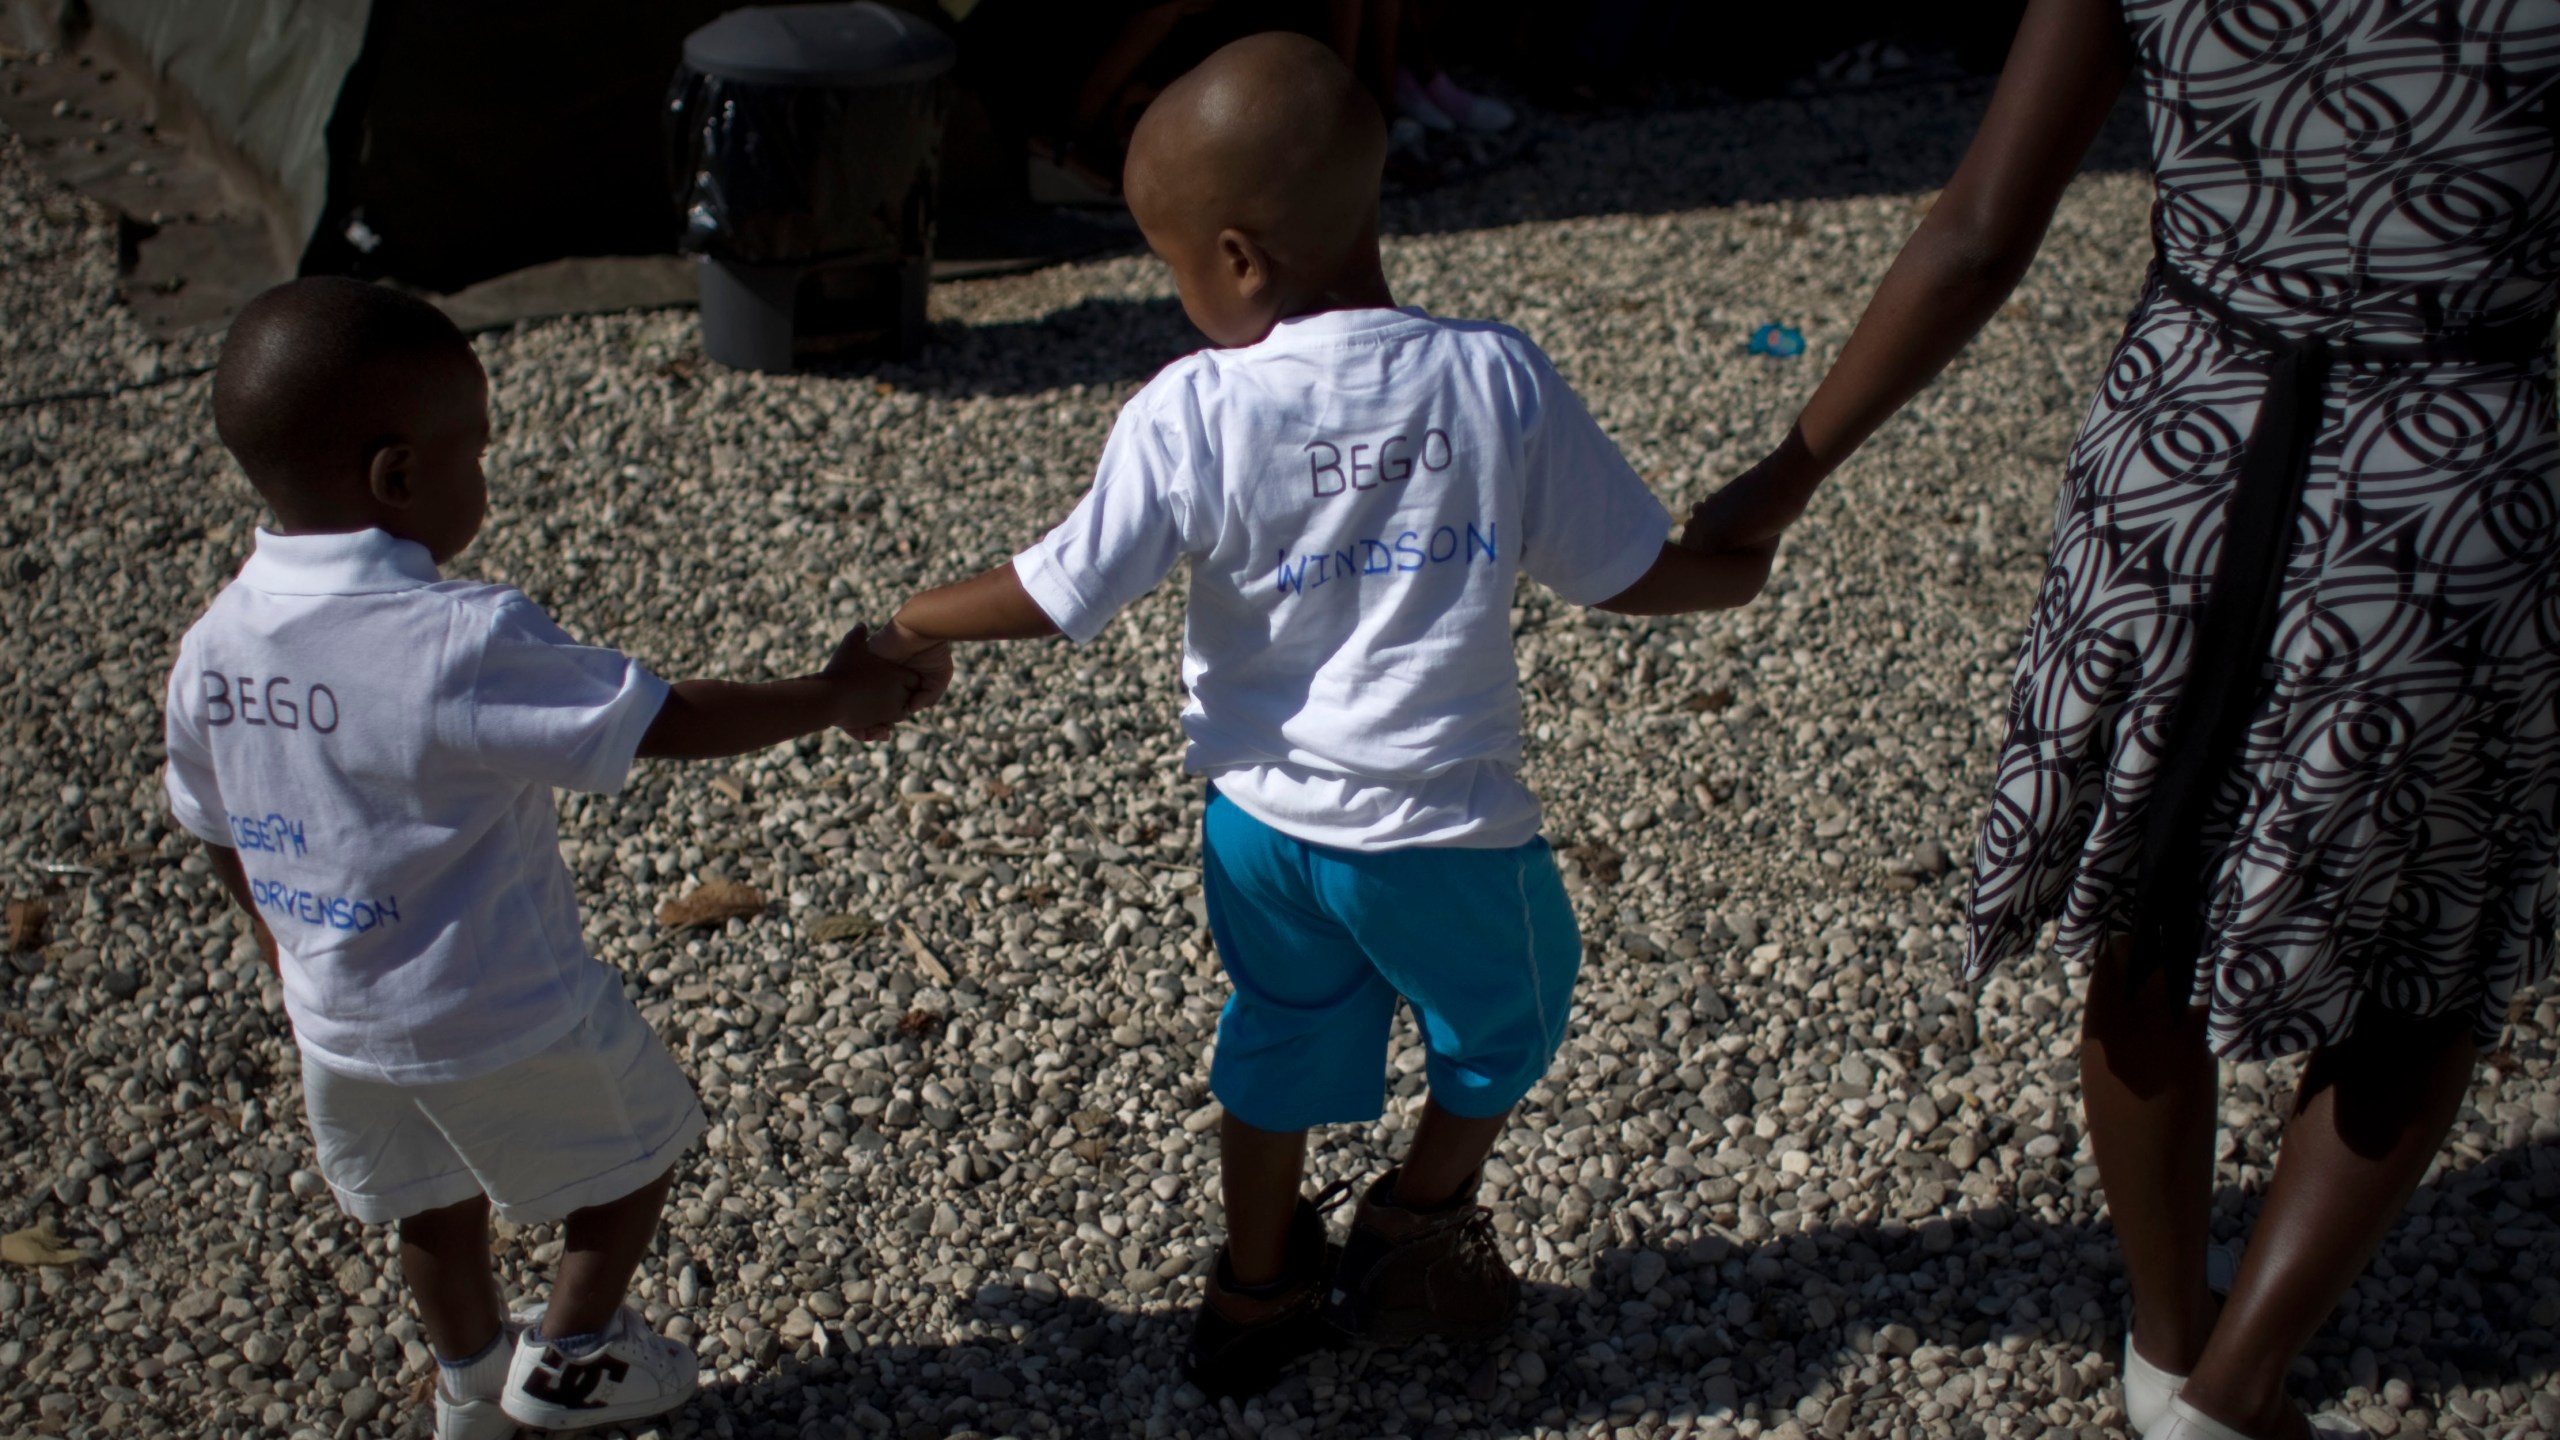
left=1395, top=531, right=1424, bottom=571
left=1467, top=522, right=1498, bottom=562
left=252, top=880, right=403, bottom=932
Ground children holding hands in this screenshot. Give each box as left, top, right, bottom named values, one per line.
left=170, top=28, right=1776, bottom=1435
left=868, top=32, right=1769, bottom=1395
left=166, top=278, right=930, bottom=1437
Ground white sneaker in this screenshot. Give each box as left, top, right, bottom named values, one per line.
left=2150, top=1395, right=2369, bottom=1440
left=436, top=1387, right=515, bottom=1440
left=500, top=1305, right=697, bottom=1432
left=2122, top=1332, right=2187, bottom=1436
left=435, top=1316, right=530, bottom=1440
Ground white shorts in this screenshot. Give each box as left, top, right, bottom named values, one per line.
left=300, top=983, right=705, bottom=1225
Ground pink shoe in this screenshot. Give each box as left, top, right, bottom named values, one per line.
left=1423, top=71, right=1514, bottom=132
left=1392, top=67, right=1455, bottom=132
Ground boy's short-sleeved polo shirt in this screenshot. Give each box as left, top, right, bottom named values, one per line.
left=163, top=529, right=669, bottom=1084
left=1014, top=307, right=1669, bottom=851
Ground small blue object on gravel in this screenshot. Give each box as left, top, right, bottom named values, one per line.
left=1747, top=324, right=1806, bottom=357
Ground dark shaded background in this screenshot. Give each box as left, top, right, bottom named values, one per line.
left=307, top=0, right=2037, bottom=292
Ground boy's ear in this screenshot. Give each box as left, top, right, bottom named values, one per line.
left=367, top=442, right=416, bottom=509
left=1216, top=227, right=1271, bottom=300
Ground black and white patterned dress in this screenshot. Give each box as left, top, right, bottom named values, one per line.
left=1964, top=0, right=2560, bottom=1059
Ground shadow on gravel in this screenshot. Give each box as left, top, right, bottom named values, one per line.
left=816, top=295, right=1209, bottom=401
left=668, top=1138, right=2556, bottom=1438
left=766, top=75, right=2157, bottom=405
left=1377, top=74, right=2155, bottom=241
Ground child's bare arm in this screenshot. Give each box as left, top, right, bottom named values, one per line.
left=205, top=845, right=280, bottom=974
left=638, top=625, right=919, bottom=759
left=885, top=561, right=1061, bottom=644
left=869, top=561, right=1062, bottom=710
left=1592, top=539, right=1774, bottom=616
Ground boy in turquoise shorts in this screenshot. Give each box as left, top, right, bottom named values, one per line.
left=871, top=32, right=1770, bottom=1395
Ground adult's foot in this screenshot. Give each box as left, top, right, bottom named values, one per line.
left=2149, top=1394, right=2369, bottom=1440
left=1393, top=67, right=1456, bottom=131
left=1423, top=70, right=1515, bottom=131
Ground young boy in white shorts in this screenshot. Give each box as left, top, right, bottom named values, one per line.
left=866, top=33, right=1772, bottom=1396
left=164, top=278, right=932, bottom=1437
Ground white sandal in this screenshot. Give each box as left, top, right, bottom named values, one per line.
left=2124, top=1332, right=2189, bottom=1435
left=2127, top=1241, right=2240, bottom=1428
left=2148, top=1395, right=2369, bottom=1440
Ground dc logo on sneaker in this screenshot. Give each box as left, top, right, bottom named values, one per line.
left=522, top=1348, right=631, bottom=1409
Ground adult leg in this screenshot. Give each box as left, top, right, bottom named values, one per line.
left=1322, top=0, right=1401, bottom=118
left=1398, top=0, right=1450, bottom=81
left=543, top=1166, right=677, bottom=1337
left=1221, top=1114, right=1313, bottom=1287
left=1394, top=1096, right=1506, bottom=1207
left=1070, top=2, right=1202, bottom=158
left=2178, top=1008, right=2477, bottom=1436
left=2082, top=936, right=2222, bottom=1374
left=399, top=1193, right=506, bottom=1362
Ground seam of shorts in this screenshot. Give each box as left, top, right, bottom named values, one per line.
left=326, top=1167, right=483, bottom=1226
left=491, top=1097, right=705, bottom=1226
left=1516, top=849, right=1553, bottom=1048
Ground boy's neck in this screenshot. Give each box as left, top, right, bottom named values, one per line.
left=1272, top=254, right=1397, bottom=326
left=265, top=517, right=445, bottom=573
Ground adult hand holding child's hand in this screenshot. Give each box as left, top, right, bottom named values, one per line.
left=1682, top=427, right=1825, bottom=558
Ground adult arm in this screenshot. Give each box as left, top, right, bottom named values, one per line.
left=1686, top=0, right=2135, bottom=552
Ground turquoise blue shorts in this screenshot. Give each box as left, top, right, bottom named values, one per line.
left=1201, top=791, right=1582, bottom=1132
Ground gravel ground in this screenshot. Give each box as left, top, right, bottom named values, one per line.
left=5, top=64, right=2559, bottom=1440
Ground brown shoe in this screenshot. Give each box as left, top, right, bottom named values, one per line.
left=1322, top=1166, right=1519, bottom=1344
left=1181, top=1185, right=1348, bottom=1398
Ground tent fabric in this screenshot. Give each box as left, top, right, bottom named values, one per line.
left=91, top=0, right=367, bottom=258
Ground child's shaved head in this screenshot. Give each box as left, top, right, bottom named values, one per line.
left=1124, top=32, right=1389, bottom=346
left=214, top=277, right=490, bottom=563
left=215, top=278, right=477, bottom=506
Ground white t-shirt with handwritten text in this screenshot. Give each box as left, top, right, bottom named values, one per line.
left=163, top=529, right=669, bottom=1084
left=1015, top=307, right=1669, bottom=850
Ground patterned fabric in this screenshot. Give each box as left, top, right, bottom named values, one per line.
left=1963, top=0, right=2560, bottom=1058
